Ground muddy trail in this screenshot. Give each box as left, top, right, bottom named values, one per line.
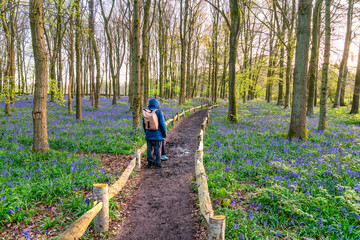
left=115, top=109, right=208, bottom=240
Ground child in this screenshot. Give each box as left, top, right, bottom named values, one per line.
left=142, top=99, right=167, bottom=169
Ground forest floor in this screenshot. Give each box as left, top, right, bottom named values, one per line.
left=113, top=109, right=208, bottom=240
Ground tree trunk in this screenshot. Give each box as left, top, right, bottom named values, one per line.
left=141, top=0, right=151, bottom=106
left=100, top=0, right=117, bottom=105
left=179, top=0, right=188, bottom=105
left=333, top=0, right=353, bottom=108
left=228, top=0, right=240, bottom=123
left=29, top=0, right=50, bottom=153
left=132, top=0, right=141, bottom=128
left=350, top=44, right=360, bottom=114
left=68, top=6, right=74, bottom=114
left=75, top=0, right=82, bottom=120
left=1, top=0, right=12, bottom=114
left=288, top=0, right=312, bottom=140
left=318, top=0, right=331, bottom=131
left=284, top=0, right=296, bottom=109
left=306, top=0, right=322, bottom=115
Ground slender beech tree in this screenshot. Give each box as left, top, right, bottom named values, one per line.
left=318, top=0, right=331, bottom=131
left=350, top=44, right=360, bottom=114
left=179, top=0, right=189, bottom=105
left=141, top=0, right=151, bottom=105
left=75, top=0, right=82, bottom=120
left=333, top=0, right=353, bottom=108
left=100, top=0, right=118, bottom=105
left=284, top=0, right=296, bottom=109
left=29, top=0, right=49, bottom=153
left=288, top=0, right=312, bottom=140
left=307, top=0, right=322, bottom=115
left=132, top=0, right=141, bottom=128
left=68, top=5, right=74, bottom=114
left=228, top=0, right=240, bottom=122
left=1, top=0, right=14, bottom=114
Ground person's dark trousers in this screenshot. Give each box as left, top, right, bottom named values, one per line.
left=161, top=140, right=166, bottom=155
left=147, top=140, right=162, bottom=165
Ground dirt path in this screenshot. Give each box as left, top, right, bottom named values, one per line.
left=115, top=109, right=208, bottom=240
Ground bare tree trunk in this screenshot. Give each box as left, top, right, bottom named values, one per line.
left=284, top=0, right=296, bottom=109
left=141, top=0, right=151, bottom=106
left=318, top=0, right=331, bottom=131
left=1, top=0, right=13, bottom=114
left=29, top=0, right=49, bottom=153
left=306, top=0, right=322, bottom=115
left=179, top=0, right=188, bottom=105
left=350, top=44, right=360, bottom=114
left=68, top=6, right=74, bottom=114
left=228, top=0, right=240, bottom=122
left=100, top=0, right=117, bottom=105
left=57, top=1, right=63, bottom=100
left=333, top=0, right=353, bottom=108
left=132, top=0, right=141, bottom=128
left=75, top=0, right=82, bottom=120
left=288, top=0, right=312, bottom=140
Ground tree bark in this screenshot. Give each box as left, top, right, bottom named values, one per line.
left=100, top=0, right=117, bottom=105
left=75, top=0, right=82, bottom=120
left=132, top=0, right=141, bottom=128
left=350, top=45, right=360, bottom=114
left=318, top=0, right=331, bottom=131
left=228, top=0, right=240, bottom=123
left=306, top=0, right=322, bottom=115
left=333, top=0, right=353, bottom=108
left=284, top=0, right=296, bottom=109
left=141, top=0, right=151, bottom=105
left=1, top=0, right=13, bottom=114
left=288, top=0, right=312, bottom=140
left=29, top=0, right=50, bottom=153
left=68, top=6, right=74, bottom=114
left=179, top=0, right=188, bottom=105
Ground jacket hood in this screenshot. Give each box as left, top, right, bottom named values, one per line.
left=148, top=99, right=160, bottom=109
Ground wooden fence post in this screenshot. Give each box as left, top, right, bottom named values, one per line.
left=93, top=184, right=109, bottom=233
left=208, top=215, right=226, bottom=240
left=197, top=133, right=204, bottom=150
left=135, top=149, right=141, bottom=171
left=201, top=123, right=206, bottom=134
left=177, top=112, right=179, bottom=121
left=173, top=115, right=176, bottom=126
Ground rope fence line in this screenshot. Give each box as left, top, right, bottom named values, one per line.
left=58, top=102, right=209, bottom=240
left=195, top=105, right=226, bottom=240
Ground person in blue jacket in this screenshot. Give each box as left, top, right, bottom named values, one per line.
left=143, top=99, right=167, bottom=168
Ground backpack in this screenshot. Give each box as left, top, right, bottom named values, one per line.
left=143, top=109, right=159, bottom=130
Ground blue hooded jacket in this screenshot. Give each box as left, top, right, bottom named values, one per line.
left=142, top=99, right=167, bottom=141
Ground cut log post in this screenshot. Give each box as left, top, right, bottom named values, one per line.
left=177, top=112, right=179, bottom=121
left=173, top=115, right=176, bottom=126
left=201, top=123, right=205, bottom=133
left=93, top=184, right=109, bottom=233
left=135, top=149, right=141, bottom=171
left=197, top=131, right=204, bottom=150
left=208, top=215, right=226, bottom=240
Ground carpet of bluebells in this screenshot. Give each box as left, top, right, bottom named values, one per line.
left=0, top=96, right=197, bottom=233
left=204, top=102, right=360, bottom=239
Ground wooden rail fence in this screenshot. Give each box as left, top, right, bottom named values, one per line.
left=195, top=105, right=226, bottom=240
left=58, top=103, right=207, bottom=239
